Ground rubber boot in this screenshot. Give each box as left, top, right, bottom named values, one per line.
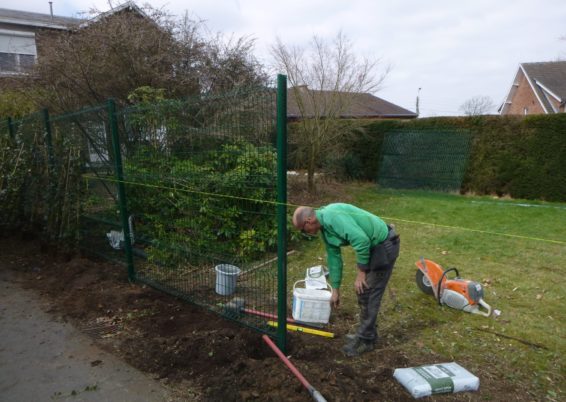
left=342, top=338, right=375, bottom=357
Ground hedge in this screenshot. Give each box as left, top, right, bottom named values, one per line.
left=319, top=114, right=566, bottom=202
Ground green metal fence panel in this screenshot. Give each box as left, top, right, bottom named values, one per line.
left=2, top=80, right=289, bottom=341
left=0, top=118, right=17, bottom=230
left=2, top=112, right=48, bottom=232
left=49, top=104, right=129, bottom=260
left=115, top=85, right=282, bottom=337
left=377, top=129, right=473, bottom=192
left=108, top=99, right=135, bottom=280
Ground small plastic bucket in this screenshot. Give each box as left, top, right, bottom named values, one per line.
left=292, top=280, right=332, bottom=324
left=214, top=264, right=241, bottom=296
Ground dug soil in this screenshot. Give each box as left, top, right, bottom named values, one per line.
left=0, top=235, right=522, bottom=401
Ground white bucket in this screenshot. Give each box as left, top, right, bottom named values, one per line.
left=214, top=264, right=241, bottom=296
left=393, top=362, right=479, bottom=398
left=292, top=280, right=332, bottom=324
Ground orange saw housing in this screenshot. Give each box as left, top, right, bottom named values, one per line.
left=415, top=258, right=491, bottom=317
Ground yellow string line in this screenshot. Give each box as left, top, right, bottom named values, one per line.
left=380, top=216, right=566, bottom=245
left=84, top=175, right=566, bottom=246
left=84, top=174, right=287, bottom=206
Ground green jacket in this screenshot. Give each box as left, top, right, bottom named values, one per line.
left=315, top=203, right=388, bottom=288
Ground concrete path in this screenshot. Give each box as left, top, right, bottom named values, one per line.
left=0, top=271, right=178, bottom=402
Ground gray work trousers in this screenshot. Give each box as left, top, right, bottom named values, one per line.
left=356, top=229, right=400, bottom=342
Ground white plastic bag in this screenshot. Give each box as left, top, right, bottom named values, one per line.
left=304, top=265, right=328, bottom=289
left=106, top=215, right=135, bottom=250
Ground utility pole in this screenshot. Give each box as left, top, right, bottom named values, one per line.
left=416, top=87, right=422, bottom=117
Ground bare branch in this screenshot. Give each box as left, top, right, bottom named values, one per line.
left=22, top=5, right=266, bottom=111
left=270, top=32, right=389, bottom=192
left=459, top=96, right=495, bottom=116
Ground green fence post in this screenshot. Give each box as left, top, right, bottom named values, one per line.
left=7, top=117, right=15, bottom=140
left=108, top=99, right=135, bottom=281
left=42, top=109, right=56, bottom=241
left=276, top=74, right=288, bottom=352
left=43, top=109, right=55, bottom=173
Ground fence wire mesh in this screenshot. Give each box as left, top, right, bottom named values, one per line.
left=115, top=87, right=281, bottom=335
left=378, top=129, right=472, bottom=192
left=0, top=119, right=15, bottom=230
left=49, top=104, right=126, bottom=259
left=0, top=112, right=47, bottom=232
left=0, top=82, right=287, bottom=341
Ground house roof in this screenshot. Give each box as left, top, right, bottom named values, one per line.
left=0, top=2, right=148, bottom=31
left=521, top=61, right=566, bottom=112
left=79, top=1, right=150, bottom=29
left=500, top=61, right=566, bottom=114
left=0, top=7, right=81, bottom=30
left=287, top=86, right=417, bottom=119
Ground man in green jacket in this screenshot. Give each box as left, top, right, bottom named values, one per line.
left=292, top=203, right=400, bottom=357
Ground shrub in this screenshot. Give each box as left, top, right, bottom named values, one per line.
left=124, top=140, right=278, bottom=266
left=328, top=115, right=566, bottom=201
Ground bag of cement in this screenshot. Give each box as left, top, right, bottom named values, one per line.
left=393, top=362, right=479, bottom=398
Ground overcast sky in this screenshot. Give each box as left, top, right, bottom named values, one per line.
left=11, top=0, right=566, bottom=116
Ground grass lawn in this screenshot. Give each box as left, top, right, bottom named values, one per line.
left=287, top=183, right=565, bottom=400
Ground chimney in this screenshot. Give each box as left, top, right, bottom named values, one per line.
left=49, top=2, right=54, bottom=20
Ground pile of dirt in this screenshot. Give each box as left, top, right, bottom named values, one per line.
left=0, top=235, right=519, bottom=401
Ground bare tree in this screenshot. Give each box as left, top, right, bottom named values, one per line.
left=459, top=95, right=495, bottom=116
left=271, top=31, right=389, bottom=192
left=21, top=5, right=266, bottom=112
left=200, top=34, right=268, bottom=94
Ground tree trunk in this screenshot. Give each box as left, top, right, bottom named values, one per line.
left=307, top=149, right=316, bottom=194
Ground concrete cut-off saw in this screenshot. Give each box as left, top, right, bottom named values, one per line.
left=415, top=257, right=492, bottom=317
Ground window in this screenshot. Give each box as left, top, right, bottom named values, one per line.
left=0, top=30, right=37, bottom=75
left=19, top=54, right=35, bottom=70
left=0, top=52, right=35, bottom=74
left=0, top=52, right=16, bottom=71
left=523, top=107, right=528, bottom=115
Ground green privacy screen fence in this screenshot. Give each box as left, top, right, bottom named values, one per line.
left=377, top=129, right=473, bottom=191
left=0, top=75, right=288, bottom=351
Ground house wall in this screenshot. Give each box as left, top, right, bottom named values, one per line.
left=505, top=71, right=546, bottom=115
left=0, top=15, right=75, bottom=78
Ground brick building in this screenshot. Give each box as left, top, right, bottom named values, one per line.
left=0, top=8, right=80, bottom=78
left=0, top=2, right=146, bottom=83
left=500, top=61, right=566, bottom=115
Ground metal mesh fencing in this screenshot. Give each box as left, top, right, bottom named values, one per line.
left=1, top=77, right=289, bottom=349
left=0, top=118, right=16, bottom=230
left=377, top=129, right=473, bottom=191
left=115, top=87, right=283, bottom=336
left=48, top=104, right=125, bottom=256
left=0, top=112, right=48, bottom=231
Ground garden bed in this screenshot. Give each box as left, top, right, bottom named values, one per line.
left=0, top=234, right=533, bottom=401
